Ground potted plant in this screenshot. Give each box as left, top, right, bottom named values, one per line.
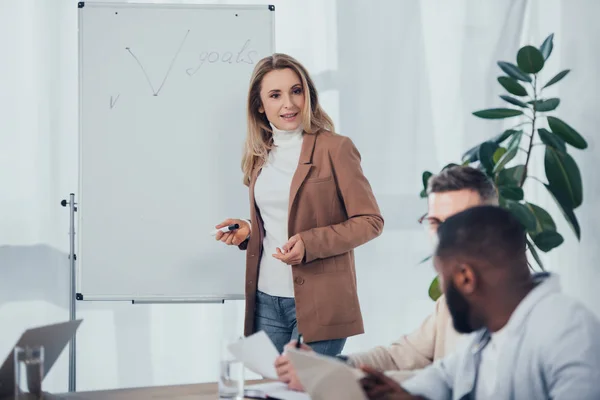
left=420, top=33, right=588, bottom=300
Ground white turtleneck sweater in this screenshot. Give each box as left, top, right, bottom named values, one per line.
left=253, top=123, right=304, bottom=298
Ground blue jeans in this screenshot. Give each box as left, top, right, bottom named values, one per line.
left=254, top=290, right=346, bottom=356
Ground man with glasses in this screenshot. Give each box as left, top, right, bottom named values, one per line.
left=275, top=166, right=500, bottom=389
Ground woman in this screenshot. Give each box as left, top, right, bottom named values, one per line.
left=215, top=53, right=383, bottom=357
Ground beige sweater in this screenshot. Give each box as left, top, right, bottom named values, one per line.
left=346, top=295, right=462, bottom=382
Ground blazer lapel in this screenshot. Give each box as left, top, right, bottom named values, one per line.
left=248, top=159, right=266, bottom=248
left=249, top=160, right=263, bottom=200
left=288, top=133, right=316, bottom=217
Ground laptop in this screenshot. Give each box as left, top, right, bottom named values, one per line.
left=0, top=319, right=82, bottom=397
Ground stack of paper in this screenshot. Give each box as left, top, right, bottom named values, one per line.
left=228, top=331, right=367, bottom=400
left=245, top=382, right=311, bottom=400
left=286, top=349, right=367, bottom=400
left=227, top=330, right=280, bottom=379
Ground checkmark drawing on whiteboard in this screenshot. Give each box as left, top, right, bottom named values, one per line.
left=126, top=30, right=190, bottom=96
left=110, top=94, right=120, bottom=109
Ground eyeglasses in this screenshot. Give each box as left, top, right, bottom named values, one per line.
left=418, top=213, right=442, bottom=231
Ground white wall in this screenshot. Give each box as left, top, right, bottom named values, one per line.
left=1, top=0, right=598, bottom=393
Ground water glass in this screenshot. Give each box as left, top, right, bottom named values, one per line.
left=14, top=345, right=44, bottom=399
left=218, top=338, right=244, bottom=399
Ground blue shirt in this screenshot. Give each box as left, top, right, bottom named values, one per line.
left=402, top=273, right=600, bottom=400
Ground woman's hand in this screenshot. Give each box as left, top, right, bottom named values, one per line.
left=273, top=234, right=305, bottom=265
left=214, top=219, right=251, bottom=246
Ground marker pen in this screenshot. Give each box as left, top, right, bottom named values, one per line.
left=210, top=223, right=240, bottom=236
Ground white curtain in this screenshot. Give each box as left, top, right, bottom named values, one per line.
left=523, top=0, right=600, bottom=311
left=1, top=0, right=598, bottom=393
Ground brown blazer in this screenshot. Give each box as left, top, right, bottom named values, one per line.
left=242, top=130, right=384, bottom=343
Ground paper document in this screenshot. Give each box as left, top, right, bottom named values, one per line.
left=227, top=330, right=280, bottom=379
left=246, top=382, right=311, bottom=400
left=286, top=349, right=367, bottom=400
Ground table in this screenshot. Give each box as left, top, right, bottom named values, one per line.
left=27, top=380, right=270, bottom=400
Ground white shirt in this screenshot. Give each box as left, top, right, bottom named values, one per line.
left=475, top=325, right=508, bottom=399
left=253, top=123, right=303, bottom=298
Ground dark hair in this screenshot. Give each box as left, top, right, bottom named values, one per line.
left=435, top=205, right=527, bottom=267
left=427, top=166, right=498, bottom=204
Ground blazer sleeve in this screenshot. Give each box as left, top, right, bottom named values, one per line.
left=298, top=136, right=383, bottom=263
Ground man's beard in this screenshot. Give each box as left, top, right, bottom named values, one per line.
left=446, top=279, right=474, bottom=334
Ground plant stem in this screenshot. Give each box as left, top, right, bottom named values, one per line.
left=527, top=176, right=547, bottom=185
left=520, top=75, right=538, bottom=187
left=512, top=121, right=533, bottom=129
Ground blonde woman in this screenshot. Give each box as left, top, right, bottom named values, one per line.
left=215, top=53, right=383, bottom=357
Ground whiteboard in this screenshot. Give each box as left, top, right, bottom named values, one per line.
left=77, top=2, right=275, bottom=301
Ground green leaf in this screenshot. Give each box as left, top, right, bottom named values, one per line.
left=544, top=184, right=581, bottom=240
left=499, top=186, right=524, bottom=201
left=461, top=130, right=518, bottom=163
left=517, top=45, right=545, bottom=74
left=506, top=129, right=524, bottom=150
left=472, top=108, right=524, bottom=119
left=505, top=200, right=538, bottom=231
left=478, top=141, right=498, bottom=174
left=493, top=147, right=517, bottom=173
left=498, top=196, right=508, bottom=208
left=497, top=61, right=532, bottom=82
left=545, top=147, right=583, bottom=209
left=525, top=202, right=557, bottom=235
left=539, top=33, right=554, bottom=60
left=462, top=145, right=479, bottom=163
left=543, top=69, right=570, bottom=89
left=493, top=147, right=507, bottom=164
left=494, top=129, right=519, bottom=144
left=526, top=238, right=545, bottom=270
left=419, top=171, right=432, bottom=198
left=547, top=116, right=588, bottom=149
left=497, top=164, right=526, bottom=187
left=532, top=230, right=564, bottom=252
left=532, top=98, right=560, bottom=112
left=529, top=100, right=542, bottom=109
left=493, top=130, right=523, bottom=173
left=497, top=76, right=528, bottom=97
left=538, top=128, right=566, bottom=152
left=422, top=171, right=433, bottom=190
left=428, top=276, right=442, bottom=301
left=419, top=254, right=432, bottom=264
left=500, top=95, right=530, bottom=108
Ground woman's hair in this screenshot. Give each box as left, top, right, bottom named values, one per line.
left=241, top=53, right=334, bottom=186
